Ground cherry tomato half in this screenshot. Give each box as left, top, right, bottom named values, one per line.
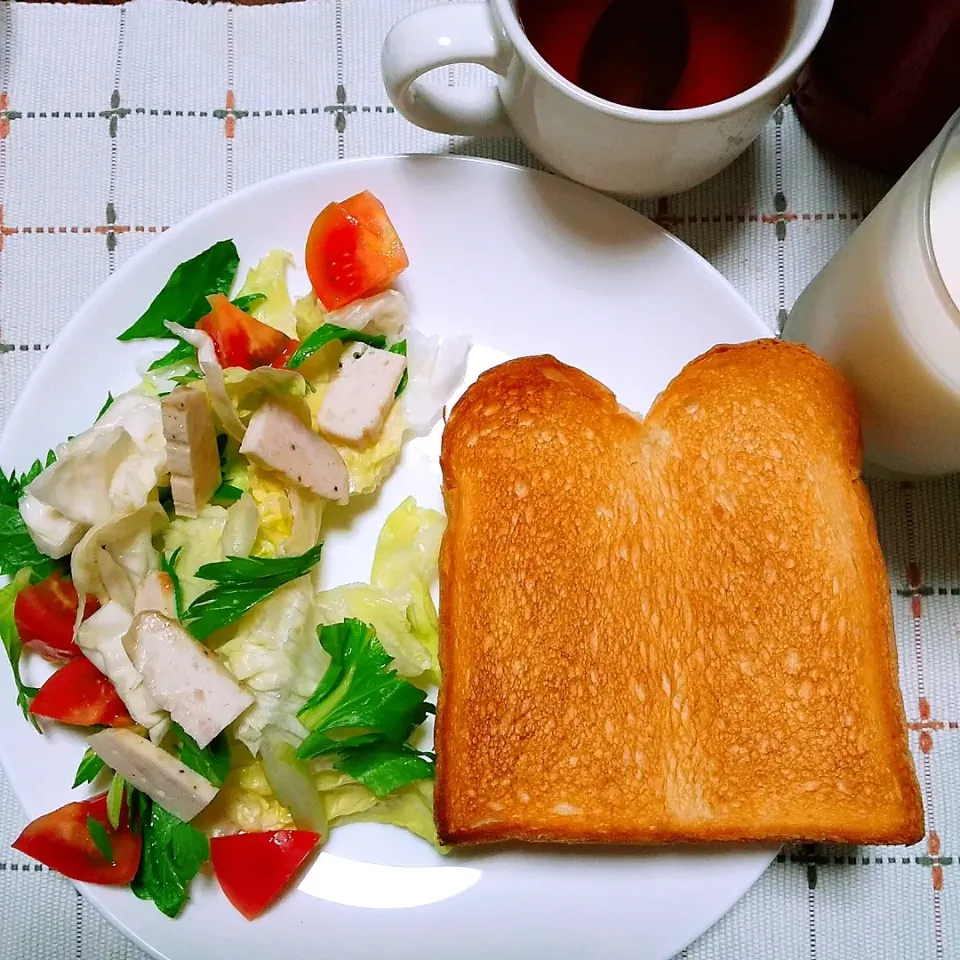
left=15, top=573, right=99, bottom=662
left=30, top=656, right=131, bottom=728
left=305, top=190, right=408, bottom=311
left=198, top=294, right=296, bottom=370
left=12, top=793, right=141, bottom=885
left=211, top=830, right=320, bottom=920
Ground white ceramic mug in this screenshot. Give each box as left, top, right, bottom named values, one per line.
left=381, top=0, right=834, bottom=197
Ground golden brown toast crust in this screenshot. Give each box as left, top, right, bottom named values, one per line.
left=436, top=341, right=923, bottom=846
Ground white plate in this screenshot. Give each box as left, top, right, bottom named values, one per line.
left=0, top=156, right=775, bottom=960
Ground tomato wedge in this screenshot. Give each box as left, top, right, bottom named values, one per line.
left=305, top=190, right=408, bottom=310
left=211, top=830, right=320, bottom=920
left=270, top=338, right=301, bottom=369
left=14, top=572, right=99, bottom=662
left=198, top=294, right=296, bottom=370
left=29, top=656, right=131, bottom=727
left=12, top=793, right=141, bottom=884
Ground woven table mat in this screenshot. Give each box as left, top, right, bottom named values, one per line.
left=0, top=1, right=955, bottom=957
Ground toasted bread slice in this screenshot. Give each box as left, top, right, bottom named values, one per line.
left=436, top=341, right=923, bottom=846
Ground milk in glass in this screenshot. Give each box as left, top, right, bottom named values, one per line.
left=784, top=113, right=960, bottom=475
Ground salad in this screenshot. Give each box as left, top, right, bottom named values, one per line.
left=0, top=191, right=468, bottom=921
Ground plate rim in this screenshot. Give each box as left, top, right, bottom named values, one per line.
left=0, top=153, right=775, bottom=960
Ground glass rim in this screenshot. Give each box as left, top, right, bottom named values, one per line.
left=920, top=108, right=960, bottom=325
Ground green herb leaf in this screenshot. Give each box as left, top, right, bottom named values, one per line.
left=0, top=453, right=65, bottom=581
left=211, top=483, right=243, bottom=503
left=0, top=505, right=63, bottom=580
left=148, top=338, right=198, bottom=372
left=286, top=324, right=387, bottom=370
left=183, top=545, right=323, bottom=640
left=0, top=570, right=42, bottom=729
left=293, top=730, right=383, bottom=757
left=334, top=742, right=434, bottom=798
left=194, top=548, right=323, bottom=585
left=147, top=293, right=263, bottom=373
left=131, top=799, right=210, bottom=918
left=125, top=783, right=151, bottom=836
left=231, top=292, right=267, bottom=313
left=73, top=749, right=107, bottom=788
left=160, top=547, right=185, bottom=621
left=296, top=619, right=429, bottom=760
left=96, top=392, right=115, bottom=420
left=171, top=723, right=231, bottom=788
left=0, top=470, right=16, bottom=511
left=86, top=815, right=115, bottom=864
left=388, top=340, right=408, bottom=397
left=106, top=772, right=125, bottom=830
left=0, top=453, right=55, bottom=510
left=118, top=240, right=239, bottom=342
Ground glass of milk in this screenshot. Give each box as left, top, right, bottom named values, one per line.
left=783, top=109, right=960, bottom=475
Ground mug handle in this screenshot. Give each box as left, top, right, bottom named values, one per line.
left=381, top=2, right=512, bottom=137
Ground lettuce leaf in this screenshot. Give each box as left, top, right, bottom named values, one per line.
left=71, top=502, right=166, bottom=609
left=333, top=742, right=433, bottom=798
left=329, top=779, right=439, bottom=848
left=199, top=759, right=294, bottom=835
left=217, top=578, right=328, bottom=755
left=294, top=293, right=327, bottom=341
left=371, top=497, right=444, bottom=670
left=162, top=505, right=230, bottom=606
left=237, top=250, right=298, bottom=339
left=76, top=601, right=169, bottom=741
left=314, top=584, right=431, bottom=678
left=296, top=619, right=429, bottom=760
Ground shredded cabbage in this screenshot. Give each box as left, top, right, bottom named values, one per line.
left=71, top=502, right=166, bottom=609
left=166, top=322, right=246, bottom=441
left=403, top=328, right=470, bottom=435
left=237, top=250, right=298, bottom=339
left=76, top=601, right=169, bottom=742
left=27, top=391, right=167, bottom=527
left=327, top=289, right=408, bottom=337
left=32, top=427, right=136, bottom=526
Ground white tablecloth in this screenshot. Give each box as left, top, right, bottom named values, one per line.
left=0, top=1, right=956, bottom=958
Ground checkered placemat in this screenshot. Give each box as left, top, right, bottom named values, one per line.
left=0, top=1, right=955, bottom=958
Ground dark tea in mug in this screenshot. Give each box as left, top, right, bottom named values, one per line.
left=517, top=0, right=795, bottom=110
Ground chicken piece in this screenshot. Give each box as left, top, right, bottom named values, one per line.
left=88, top=728, right=218, bottom=822
left=18, top=493, right=85, bottom=558
left=161, top=387, right=220, bottom=518
left=317, top=343, right=406, bottom=445
left=129, top=612, right=253, bottom=749
left=133, top=570, right=178, bottom=619
left=76, top=602, right=169, bottom=743
left=239, top=401, right=348, bottom=503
